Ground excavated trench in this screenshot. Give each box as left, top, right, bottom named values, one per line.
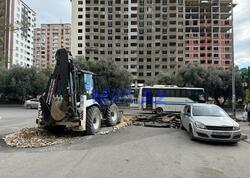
left=133, top=113, right=181, bottom=128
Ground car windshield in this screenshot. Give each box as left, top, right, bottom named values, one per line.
left=192, top=105, right=227, bottom=117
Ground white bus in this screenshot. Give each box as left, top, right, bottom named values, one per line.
left=138, top=85, right=206, bottom=114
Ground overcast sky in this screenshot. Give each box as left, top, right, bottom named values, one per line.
left=24, top=0, right=250, bottom=68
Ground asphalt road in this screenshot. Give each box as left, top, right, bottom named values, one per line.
left=0, top=106, right=250, bottom=178
left=0, top=105, right=37, bottom=135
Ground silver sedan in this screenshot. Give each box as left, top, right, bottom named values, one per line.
left=24, top=98, right=39, bottom=109
left=180, top=103, right=241, bottom=143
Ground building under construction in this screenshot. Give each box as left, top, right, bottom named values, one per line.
left=185, top=0, right=234, bottom=68
left=71, top=0, right=235, bottom=85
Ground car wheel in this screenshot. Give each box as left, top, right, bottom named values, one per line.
left=180, top=119, right=185, bottom=130
left=189, top=125, right=195, bottom=141
left=26, top=105, right=32, bottom=109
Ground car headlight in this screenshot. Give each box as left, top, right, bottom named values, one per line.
left=195, top=122, right=206, bottom=129
left=233, top=126, right=240, bottom=131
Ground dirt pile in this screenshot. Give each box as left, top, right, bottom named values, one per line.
left=114, top=115, right=135, bottom=129
left=99, top=115, right=135, bottom=135
left=4, top=115, right=136, bottom=147
left=3, top=128, right=65, bottom=148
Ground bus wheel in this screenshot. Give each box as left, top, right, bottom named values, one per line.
left=155, top=107, right=163, bottom=115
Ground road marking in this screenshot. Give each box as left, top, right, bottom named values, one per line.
left=0, top=116, right=2, bottom=120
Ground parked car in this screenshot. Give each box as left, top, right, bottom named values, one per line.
left=180, top=103, right=241, bottom=143
left=24, top=98, right=39, bottom=109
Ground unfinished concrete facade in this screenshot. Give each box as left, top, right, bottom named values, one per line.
left=71, top=0, right=234, bottom=85
left=185, top=0, right=234, bottom=69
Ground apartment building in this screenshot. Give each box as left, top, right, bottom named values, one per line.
left=71, top=0, right=234, bottom=84
left=185, top=0, right=234, bottom=68
left=0, top=1, right=6, bottom=65
left=1, top=0, right=36, bottom=68
left=33, top=24, right=71, bottom=69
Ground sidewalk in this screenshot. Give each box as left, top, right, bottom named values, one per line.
left=239, top=122, right=250, bottom=143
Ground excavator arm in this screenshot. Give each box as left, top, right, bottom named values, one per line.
left=39, top=49, right=79, bottom=126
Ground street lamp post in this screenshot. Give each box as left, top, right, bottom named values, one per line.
left=231, top=2, right=236, bottom=119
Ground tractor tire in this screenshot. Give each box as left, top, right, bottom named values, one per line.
left=106, top=104, right=120, bottom=126
left=86, top=106, right=102, bottom=135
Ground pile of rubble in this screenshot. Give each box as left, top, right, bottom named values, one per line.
left=3, top=114, right=179, bottom=148
left=99, top=115, right=135, bottom=135
left=3, top=128, right=65, bottom=148
left=133, top=113, right=181, bottom=128
left=4, top=115, right=136, bottom=147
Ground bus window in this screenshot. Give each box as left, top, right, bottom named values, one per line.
left=167, top=89, right=174, bottom=97
left=175, top=89, right=181, bottom=97
left=154, top=89, right=166, bottom=97
left=180, top=89, right=186, bottom=97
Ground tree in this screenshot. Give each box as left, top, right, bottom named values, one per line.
left=74, top=57, right=132, bottom=102
left=204, top=67, right=243, bottom=105
left=0, top=66, right=52, bottom=102
left=75, top=57, right=132, bottom=90
left=158, top=70, right=177, bottom=85
left=158, top=64, right=244, bottom=106
left=0, top=66, right=7, bottom=95
left=177, top=64, right=207, bottom=88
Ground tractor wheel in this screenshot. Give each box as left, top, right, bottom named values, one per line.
left=86, top=106, right=102, bottom=135
left=106, top=104, right=120, bottom=126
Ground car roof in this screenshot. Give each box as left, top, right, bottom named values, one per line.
left=187, top=103, right=217, bottom=107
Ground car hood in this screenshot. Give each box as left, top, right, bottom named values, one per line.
left=193, top=116, right=238, bottom=127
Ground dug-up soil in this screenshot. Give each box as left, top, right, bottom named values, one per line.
left=3, top=114, right=179, bottom=148
left=3, top=115, right=136, bottom=148
left=3, top=128, right=65, bottom=148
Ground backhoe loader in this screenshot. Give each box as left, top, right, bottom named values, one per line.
left=37, top=48, right=120, bottom=134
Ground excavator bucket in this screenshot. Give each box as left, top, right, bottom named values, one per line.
left=51, top=96, right=66, bottom=121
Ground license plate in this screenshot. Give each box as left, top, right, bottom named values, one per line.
left=212, top=132, right=230, bottom=136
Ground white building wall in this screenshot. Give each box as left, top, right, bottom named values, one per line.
left=12, top=0, right=36, bottom=68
